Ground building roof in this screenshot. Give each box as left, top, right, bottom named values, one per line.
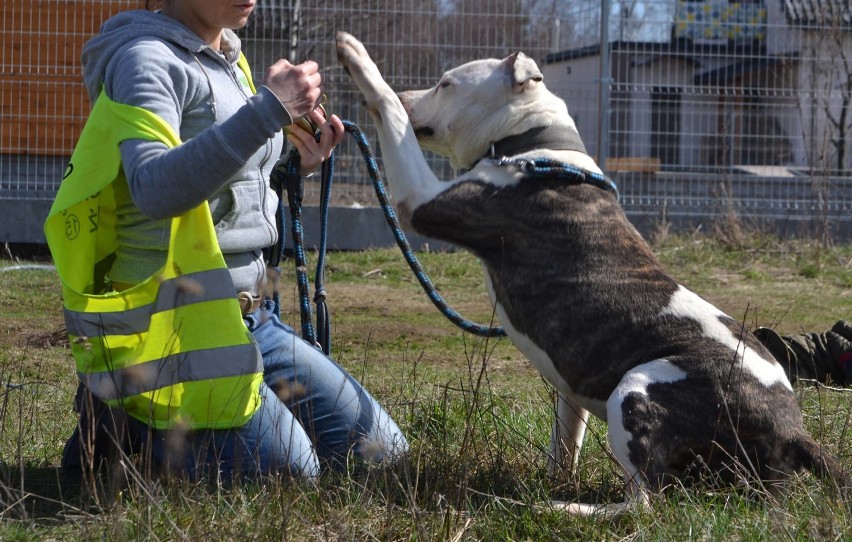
left=692, top=54, right=796, bottom=86
left=783, top=0, right=852, bottom=27
left=543, top=40, right=763, bottom=66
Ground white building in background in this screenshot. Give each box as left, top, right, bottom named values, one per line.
left=542, top=0, right=852, bottom=175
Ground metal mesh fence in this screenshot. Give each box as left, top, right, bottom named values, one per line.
left=1, top=0, right=850, bottom=232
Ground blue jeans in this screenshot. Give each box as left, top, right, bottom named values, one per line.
left=62, top=300, right=407, bottom=481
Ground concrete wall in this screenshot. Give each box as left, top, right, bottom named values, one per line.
left=6, top=187, right=850, bottom=254
left=0, top=198, right=452, bottom=251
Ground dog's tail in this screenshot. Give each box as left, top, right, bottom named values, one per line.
left=785, top=432, right=850, bottom=495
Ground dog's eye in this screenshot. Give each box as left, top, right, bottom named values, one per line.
left=434, top=80, right=451, bottom=94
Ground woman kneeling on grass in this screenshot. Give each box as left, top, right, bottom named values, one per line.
left=47, top=0, right=407, bottom=482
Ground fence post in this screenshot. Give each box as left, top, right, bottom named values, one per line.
left=597, top=0, right=611, bottom=172
left=288, top=0, right=301, bottom=64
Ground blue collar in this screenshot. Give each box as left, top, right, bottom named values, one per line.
left=488, top=156, right=619, bottom=200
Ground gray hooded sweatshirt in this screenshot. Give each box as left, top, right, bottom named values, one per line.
left=82, top=10, right=293, bottom=296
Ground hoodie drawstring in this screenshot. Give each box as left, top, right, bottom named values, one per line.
left=191, top=53, right=217, bottom=119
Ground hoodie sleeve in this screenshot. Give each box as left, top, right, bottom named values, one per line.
left=105, top=39, right=291, bottom=220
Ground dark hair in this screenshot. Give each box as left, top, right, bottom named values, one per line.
left=145, top=0, right=165, bottom=10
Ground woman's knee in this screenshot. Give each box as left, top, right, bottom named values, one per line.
left=152, top=385, right=321, bottom=481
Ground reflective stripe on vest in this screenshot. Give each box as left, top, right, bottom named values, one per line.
left=64, top=268, right=236, bottom=338
left=79, top=343, right=260, bottom=402
left=45, top=62, right=263, bottom=430
left=65, top=267, right=261, bottom=401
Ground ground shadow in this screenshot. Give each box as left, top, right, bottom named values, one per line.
left=0, top=463, right=103, bottom=521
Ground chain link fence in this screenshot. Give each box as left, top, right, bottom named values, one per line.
left=2, top=0, right=850, bottom=242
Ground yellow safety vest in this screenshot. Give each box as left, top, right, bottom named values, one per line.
left=45, top=55, right=263, bottom=430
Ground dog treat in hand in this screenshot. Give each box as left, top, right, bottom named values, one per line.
left=293, top=101, right=328, bottom=135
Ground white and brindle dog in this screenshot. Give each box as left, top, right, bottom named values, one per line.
left=335, top=32, right=849, bottom=514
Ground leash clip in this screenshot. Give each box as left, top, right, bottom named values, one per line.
left=514, top=158, right=534, bottom=173
left=294, top=94, right=329, bottom=136
left=491, top=155, right=534, bottom=173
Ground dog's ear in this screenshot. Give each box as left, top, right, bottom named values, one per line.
left=504, top=52, right=543, bottom=93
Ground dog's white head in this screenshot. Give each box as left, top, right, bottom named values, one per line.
left=398, top=53, right=579, bottom=170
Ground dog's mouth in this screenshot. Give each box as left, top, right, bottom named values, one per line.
left=413, top=126, right=435, bottom=139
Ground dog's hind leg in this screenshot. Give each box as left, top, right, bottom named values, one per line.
left=548, top=393, right=590, bottom=481
left=551, top=360, right=688, bottom=516
left=550, top=393, right=652, bottom=517
left=550, top=476, right=651, bottom=517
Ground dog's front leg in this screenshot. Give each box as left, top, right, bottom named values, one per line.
left=336, top=32, right=446, bottom=226
left=548, top=393, right=590, bottom=481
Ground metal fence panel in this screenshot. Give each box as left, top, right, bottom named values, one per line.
left=1, top=0, right=850, bottom=240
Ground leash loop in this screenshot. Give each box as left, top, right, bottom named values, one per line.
left=277, top=120, right=632, bottom=348
left=342, top=120, right=507, bottom=338
left=269, top=144, right=332, bottom=354
left=270, top=121, right=621, bottom=347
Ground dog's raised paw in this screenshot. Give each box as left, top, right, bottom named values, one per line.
left=335, top=31, right=394, bottom=108
left=335, top=32, right=368, bottom=67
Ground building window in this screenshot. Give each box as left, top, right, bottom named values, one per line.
left=651, top=88, right=681, bottom=166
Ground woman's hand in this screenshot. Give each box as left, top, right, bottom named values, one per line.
left=286, top=108, right=346, bottom=175
left=263, top=59, right=323, bottom=120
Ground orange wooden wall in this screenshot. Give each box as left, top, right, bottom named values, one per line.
left=1, top=1, right=145, bottom=156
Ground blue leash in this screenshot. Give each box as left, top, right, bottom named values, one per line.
left=269, top=147, right=333, bottom=353
left=269, top=120, right=507, bottom=353
left=270, top=120, right=622, bottom=349
left=342, top=120, right=507, bottom=338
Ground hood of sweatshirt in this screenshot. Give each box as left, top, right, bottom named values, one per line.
left=81, top=9, right=242, bottom=103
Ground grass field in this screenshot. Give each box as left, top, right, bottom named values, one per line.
left=1, top=233, right=850, bottom=540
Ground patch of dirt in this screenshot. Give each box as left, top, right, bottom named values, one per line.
left=16, top=326, right=69, bottom=349
left=280, top=279, right=535, bottom=377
